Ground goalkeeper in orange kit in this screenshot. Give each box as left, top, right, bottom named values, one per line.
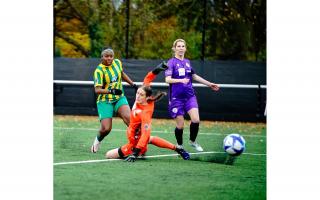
left=106, top=62, right=190, bottom=162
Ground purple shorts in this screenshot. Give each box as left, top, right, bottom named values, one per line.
left=168, top=96, right=198, bottom=118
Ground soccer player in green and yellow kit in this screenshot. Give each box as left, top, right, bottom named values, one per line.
left=91, top=48, right=137, bottom=153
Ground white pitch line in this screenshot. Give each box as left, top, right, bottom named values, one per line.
left=53, top=127, right=266, bottom=138
left=54, top=151, right=266, bottom=166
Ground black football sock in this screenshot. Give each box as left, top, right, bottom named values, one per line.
left=97, top=131, right=109, bottom=142
left=175, top=127, right=184, bottom=145
left=97, top=134, right=105, bottom=142
left=189, top=122, right=199, bottom=142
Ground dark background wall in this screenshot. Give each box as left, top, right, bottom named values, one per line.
left=54, top=58, right=266, bottom=122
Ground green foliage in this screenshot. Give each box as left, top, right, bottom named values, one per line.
left=54, top=0, right=266, bottom=61
left=55, top=32, right=90, bottom=58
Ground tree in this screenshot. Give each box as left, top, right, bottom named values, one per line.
left=54, top=0, right=266, bottom=61
left=54, top=0, right=117, bottom=57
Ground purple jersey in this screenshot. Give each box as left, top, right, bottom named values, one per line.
left=165, top=57, right=195, bottom=100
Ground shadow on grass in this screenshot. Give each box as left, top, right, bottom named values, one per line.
left=191, top=153, right=238, bottom=165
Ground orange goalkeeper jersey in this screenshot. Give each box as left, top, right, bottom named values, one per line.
left=126, top=72, right=156, bottom=150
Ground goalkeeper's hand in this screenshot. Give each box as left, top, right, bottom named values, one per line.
left=124, top=155, right=137, bottom=162
left=124, top=148, right=141, bottom=162
left=152, top=61, right=168, bottom=75
left=108, top=89, right=122, bottom=95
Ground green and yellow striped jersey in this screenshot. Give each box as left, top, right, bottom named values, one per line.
left=93, top=59, right=124, bottom=103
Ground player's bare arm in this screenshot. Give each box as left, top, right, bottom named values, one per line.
left=165, top=76, right=189, bottom=84
left=122, top=71, right=135, bottom=86
left=192, top=74, right=219, bottom=91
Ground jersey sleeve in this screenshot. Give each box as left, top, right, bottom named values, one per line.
left=143, top=71, right=157, bottom=86
left=165, top=59, right=174, bottom=77
left=191, top=65, right=195, bottom=75
left=94, top=68, right=103, bottom=87
left=136, top=112, right=152, bottom=150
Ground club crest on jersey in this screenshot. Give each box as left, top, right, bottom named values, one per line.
left=172, top=108, right=178, bottom=113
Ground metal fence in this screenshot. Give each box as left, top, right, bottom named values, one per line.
left=54, top=58, right=266, bottom=122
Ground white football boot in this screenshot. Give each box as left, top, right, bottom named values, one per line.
left=189, top=140, right=204, bottom=152
left=91, top=137, right=101, bottom=153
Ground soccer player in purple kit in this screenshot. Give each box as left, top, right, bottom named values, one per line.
left=165, top=39, right=219, bottom=152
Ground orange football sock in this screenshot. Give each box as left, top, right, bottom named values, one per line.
left=150, top=136, right=175, bottom=150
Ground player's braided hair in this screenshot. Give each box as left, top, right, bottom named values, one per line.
left=141, top=86, right=166, bottom=103
left=101, top=48, right=114, bottom=57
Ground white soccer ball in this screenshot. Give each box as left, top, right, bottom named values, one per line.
left=223, top=133, right=246, bottom=156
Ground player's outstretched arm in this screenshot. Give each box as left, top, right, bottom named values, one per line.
left=192, top=74, right=219, bottom=91
left=152, top=61, right=168, bottom=75
left=143, top=61, right=167, bottom=86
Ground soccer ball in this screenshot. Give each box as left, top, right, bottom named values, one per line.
left=223, top=133, right=246, bottom=156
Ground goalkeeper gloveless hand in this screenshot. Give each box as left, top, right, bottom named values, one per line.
left=108, top=89, right=122, bottom=95
left=152, top=61, right=168, bottom=75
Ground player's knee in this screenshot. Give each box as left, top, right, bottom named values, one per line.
left=149, top=136, right=153, bottom=144
left=176, top=124, right=184, bottom=129
left=175, top=116, right=185, bottom=129
left=176, top=120, right=184, bottom=128
left=176, top=121, right=184, bottom=129
left=190, top=114, right=200, bottom=123
left=149, top=136, right=156, bottom=144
